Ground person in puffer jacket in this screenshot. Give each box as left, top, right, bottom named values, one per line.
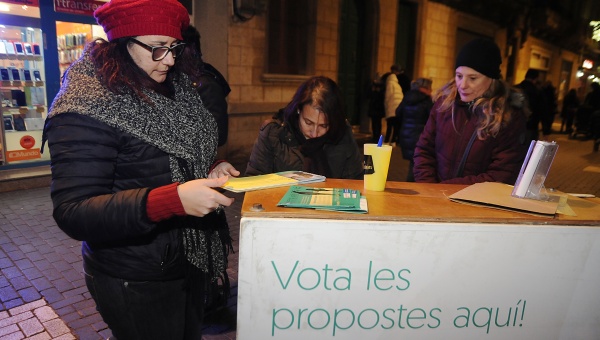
left=245, top=76, right=364, bottom=180
left=413, top=38, right=528, bottom=185
left=42, top=0, right=239, bottom=338
left=396, top=77, right=434, bottom=181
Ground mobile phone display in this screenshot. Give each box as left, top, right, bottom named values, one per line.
left=4, top=117, right=13, bottom=131
left=33, top=70, right=41, bottom=81
left=32, top=43, right=41, bottom=55
left=22, top=69, right=31, bottom=81
left=24, top=43, right=32, bottom=55
left=10, top=68, right=20, bottom=81
left=13, top=115, right=26, bottom=131
left=0, top=68, right=9, bottom=81
left=14, top=42, right=24, bottom=55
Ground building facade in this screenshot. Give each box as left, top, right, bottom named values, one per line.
left=0, top=0, right=596, bottom=170
left=194, top=0, right=599, bottom=165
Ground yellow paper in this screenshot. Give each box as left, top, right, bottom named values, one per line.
left=221, top=171, right=326, bottom=193
left=223, top=174, right=297, bottom=191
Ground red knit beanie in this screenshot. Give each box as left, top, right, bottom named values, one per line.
left=94, top=0, right=190, bottom=41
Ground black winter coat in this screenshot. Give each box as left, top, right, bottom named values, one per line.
left=245, top=118, right=364, bottom=179
left=45, top=113, right=187, bottom=281
left=196, top=63, right=231, bottom=146
left=516, top=79, right=546, bottom=139
left=396, top=89, right=433, bottom=160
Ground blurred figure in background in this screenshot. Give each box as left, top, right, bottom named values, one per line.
left=516, top=68, right=546, bottom=143
left=560, top=88, right=579, bottom=134
left=541, top=80, right=558, bottom=139
left=182, top=25, right=231, bottom=147
left=367, top=73, right=385, bottom=143
left=572, top=82, right=600, bottom=139
left=396, top=66, right=412, bottom=96
left=396, top=77, right=433, bottom=182
left=384, top=64, right=403, bottom=145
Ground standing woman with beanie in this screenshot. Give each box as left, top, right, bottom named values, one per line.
left=413, top=38, right=528, bottom=184
left=42, top=0, right=240, bottom=338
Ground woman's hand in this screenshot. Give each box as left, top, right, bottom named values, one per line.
left=208, top=162, right=240, bottom=179
left=177, top=176, right=235, bottom=217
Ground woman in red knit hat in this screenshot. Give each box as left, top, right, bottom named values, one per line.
left=42, top=0, right=239, bottom=338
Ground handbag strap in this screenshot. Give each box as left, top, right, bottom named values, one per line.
left=455, top=130, right=478, bottom=178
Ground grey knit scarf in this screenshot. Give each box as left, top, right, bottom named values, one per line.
left=47, top=52, right=226, bottom=279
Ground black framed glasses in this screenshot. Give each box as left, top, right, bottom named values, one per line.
left=129, top=38, right=186, bottom=61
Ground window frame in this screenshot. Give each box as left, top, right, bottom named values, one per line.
left=263, top=0, right=316, bottom=82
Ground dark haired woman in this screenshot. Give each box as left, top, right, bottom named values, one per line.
left=245, top=76, right=363, bottom=179
left=42, top=0, right=239, bottom=338
left=413, top=38, right=528, bottom=184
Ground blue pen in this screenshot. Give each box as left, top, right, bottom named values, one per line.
left=377, top=135, right=383, bottom=147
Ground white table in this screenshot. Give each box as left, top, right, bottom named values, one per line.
left=237, top=180, right=600, bottom=340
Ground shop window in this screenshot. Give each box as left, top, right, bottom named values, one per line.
left=56, top=22, right=106, bottom=80
left=266, top=0, right=314, bottom=75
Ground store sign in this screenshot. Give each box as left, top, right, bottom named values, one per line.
left=19, top=135, right=35, bottom=149
left=4, top=0, right=39, bottom=6
left=7, top=148, right=41, bottom=162
left=54, top=0, right=106, bottom=16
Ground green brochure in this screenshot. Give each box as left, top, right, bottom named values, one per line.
left=277, top=186, right=368, bottom=213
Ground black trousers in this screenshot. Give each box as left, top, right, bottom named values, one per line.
left=384, top=116, right=399, bottom=143
left=84, top=263, right=205, bottom=340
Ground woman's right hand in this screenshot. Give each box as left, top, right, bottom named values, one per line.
left=177, top=176, right=234, bottom=217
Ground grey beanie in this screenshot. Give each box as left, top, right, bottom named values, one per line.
left=455, top=38, right=502, bottom=79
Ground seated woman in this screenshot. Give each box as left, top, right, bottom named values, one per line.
left=413, top=38, right=528, bottom=185
left=245, top=76, right=363, bottom=179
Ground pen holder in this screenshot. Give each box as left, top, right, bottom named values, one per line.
left=511, top=140, right=559, bottom=201
left=363, top=144, right=392, bottom=191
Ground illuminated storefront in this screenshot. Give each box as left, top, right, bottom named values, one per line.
left=0, top=0, right=106, bottom=169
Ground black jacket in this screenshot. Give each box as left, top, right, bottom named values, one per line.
left=197, top=63, right=231, bottom=146
left=245, top=117, right=364, bottom=179
left=45, top=113, right=187, bottom=281
left=516, top=79, right=546, bottom=136
left=396, top=89, right=433, bottom=160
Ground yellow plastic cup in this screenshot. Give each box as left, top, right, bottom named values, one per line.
left=363, top=143, right=393, bottom=191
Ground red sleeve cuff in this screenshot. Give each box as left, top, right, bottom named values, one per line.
left=146, top=183, right=186, bottom=222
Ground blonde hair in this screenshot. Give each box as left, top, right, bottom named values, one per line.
left=433, top=78, right=515, bottom=139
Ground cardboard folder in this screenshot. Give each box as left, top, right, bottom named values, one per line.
left=448, top=182, right=559, bottom=218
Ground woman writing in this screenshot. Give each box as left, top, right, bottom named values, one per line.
left=245, top=76, right=364, bottom=179
left=43, top=0, right=239, bottom=338
left=413, top=38, right=528, bottom=184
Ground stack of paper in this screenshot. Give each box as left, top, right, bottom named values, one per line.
left=277, top=186, right=368, bottom=213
